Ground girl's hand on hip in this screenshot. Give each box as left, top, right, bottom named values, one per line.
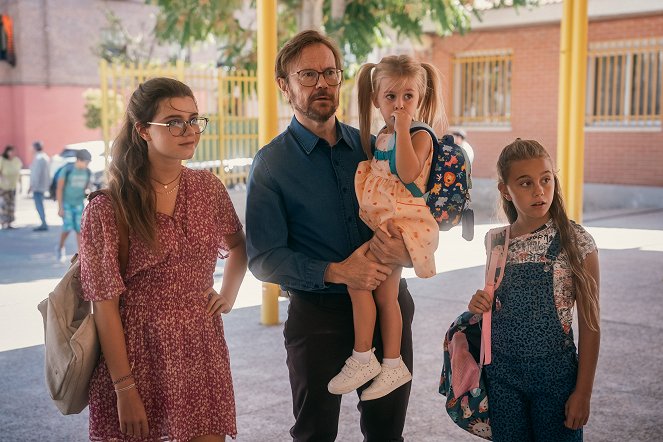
left=468, top=290, right=492, bottom=313
left=565, top=390, right=591, bottom=430
left=116, top=387, right=149, bottom=438
left=203, top=287, right=233, bottom=316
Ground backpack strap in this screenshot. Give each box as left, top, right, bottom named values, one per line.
left=480, top=226, right=510, bottom=367
left=88, top=190, right=129, bottom=276
left=63, top=163, right=72, bottom=180
left=381, top=121, right=438, bottom=198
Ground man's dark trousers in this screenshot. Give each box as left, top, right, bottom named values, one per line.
left=284, top=279, right=414, bottom=442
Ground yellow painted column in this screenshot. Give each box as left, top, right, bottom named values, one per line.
left=556, top=0, right=573, bottom=196
left=556, top=0, right=588, bottom=223
left=567, top=0, right=588, bottom=223
left=257, top=0, right=281, bottom=325
left=99, top=60, right=111, bottom=167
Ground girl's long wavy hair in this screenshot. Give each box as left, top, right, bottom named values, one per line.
left=356, top=55, right=448, bottom=158
left=497, top=139, right=600, bottom=331
left=107, top=77, right=195, bottom=249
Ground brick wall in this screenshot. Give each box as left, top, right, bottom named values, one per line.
left=429, top=14, right=663, bottom=187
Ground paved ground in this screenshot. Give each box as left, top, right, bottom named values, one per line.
left=1, top=188, right=662, bottom=441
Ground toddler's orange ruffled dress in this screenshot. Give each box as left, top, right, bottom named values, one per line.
left=355, top=129, right=439, bottom=278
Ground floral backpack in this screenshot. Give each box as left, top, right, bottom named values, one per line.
left=382, top=122, right=474, bottom=240
left=439, top=227, right=510, bottom=440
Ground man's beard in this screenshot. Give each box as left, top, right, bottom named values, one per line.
left=293, top=92, right=338, bottom=123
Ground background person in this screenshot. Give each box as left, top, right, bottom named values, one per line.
left=29, top=141, right=50, bottom=231
left=452, top=128, right=474, bottom=165
left=0, top=145, right=23, bottom=229
left=80, top=77, right=247, bottom=441
left=55, top=148, right=92, bottom=262
left=246, top=30, right=415, bottom=441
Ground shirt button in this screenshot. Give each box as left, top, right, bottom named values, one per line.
left=342, top=187, right=348, bottom=193
left=347, top=216, right=353, bottom=223
left=334, top=160, right=340, bottom=166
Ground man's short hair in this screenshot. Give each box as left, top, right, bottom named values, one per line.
left=76, top=149, right=92, bottom=162
left=33, top=141, right=43, bottom=151
left=275, top=30, right=343, bottom=82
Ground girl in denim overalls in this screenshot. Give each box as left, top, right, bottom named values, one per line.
left=469, top=139, right=601, bottom=441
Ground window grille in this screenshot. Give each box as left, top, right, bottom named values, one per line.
left=587, top=39, right=662, bottom=127
left=452, top=50, right=512, bottom=126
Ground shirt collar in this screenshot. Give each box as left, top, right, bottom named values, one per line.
left=288, top=115, right=353, bottom=154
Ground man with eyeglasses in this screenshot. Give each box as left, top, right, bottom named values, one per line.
left=246, top=30, right=414, bottom=441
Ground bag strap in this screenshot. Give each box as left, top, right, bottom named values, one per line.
left=380, top=122, right=438, bottom=198
left=88, top=190, right=129, bottom=276
left=479, top=226, right=510, bottom=367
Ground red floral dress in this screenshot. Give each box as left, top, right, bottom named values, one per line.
left=80, top=168, right=242, bottom=441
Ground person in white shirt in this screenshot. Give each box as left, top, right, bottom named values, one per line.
left=452, top=129, right=474, bottom=166
left=29, top=141, right=51, bottom=231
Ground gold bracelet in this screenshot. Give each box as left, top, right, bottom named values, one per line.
left=112, top=373, right=134, bottom=385
left=114, top=383, right=136, bottom=394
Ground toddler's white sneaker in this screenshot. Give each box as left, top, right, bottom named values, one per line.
left=360, top=357, right=412, bottom=401
left=328, top=351, right=381, bottom=395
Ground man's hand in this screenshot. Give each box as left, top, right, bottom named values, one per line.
left=369, top=220, right=412, bottom=267
left=325, top=242, right=392, bottom=291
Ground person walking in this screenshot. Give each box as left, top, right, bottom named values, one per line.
left=468, top=139, right=600, bottom=441
left=79, top=77, right=247, bottom=441
left=55, top=148, right=92, bottom=261
left=0, top=145, right=23, bottom=229
left=246, top=30, right=415, bottom=441
left=29, top=141, right=50, bottom=231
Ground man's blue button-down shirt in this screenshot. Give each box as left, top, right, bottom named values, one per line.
left=246, top=116, right=373, bottom=294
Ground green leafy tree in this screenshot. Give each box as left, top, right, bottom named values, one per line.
left=150, top=0, right=539, bottom=69
left=93, top=10, right=155, bottom=64
left=151, top=0, right=297, bottom=69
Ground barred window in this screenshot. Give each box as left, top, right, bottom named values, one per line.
left=452, top=50, right=512, bottom=126
left=587, top=39, right=662, bottom=127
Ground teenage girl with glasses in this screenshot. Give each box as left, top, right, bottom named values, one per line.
left=79, top=77, right=247, bottom=441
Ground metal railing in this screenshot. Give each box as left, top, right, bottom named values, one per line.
left=587, top=38, right=662, bottom=127
left=99, top=61, right=361, bottom=185
left=451, top=50, right=513, bottom=126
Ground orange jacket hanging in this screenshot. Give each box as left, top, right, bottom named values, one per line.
left=1, top=14, right=16, bottom=66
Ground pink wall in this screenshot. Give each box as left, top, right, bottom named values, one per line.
left=0, top=85, right=101, bottom=165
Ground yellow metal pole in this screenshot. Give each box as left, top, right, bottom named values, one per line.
left=99, top=59, right=111, bottom=168
left=218, top=71, right=226, bottom=183
left=567, top=0, right=588, bottom=222
left=556, top=0, right=573, bottom=197
left=257, top=0, right=281, bottom=325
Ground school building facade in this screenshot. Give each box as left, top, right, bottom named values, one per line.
left=425, top=0, right=663, bottom=189
left=2, top=0, right=662, bottom=196
left=0, top=0, right=201, bottom=164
